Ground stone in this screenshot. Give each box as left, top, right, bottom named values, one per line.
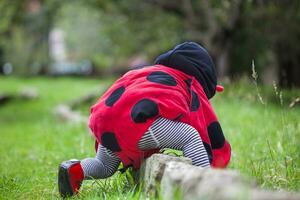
left=161, top=161, right=253, bottom=200
left=160, top=161, right=300, bottom=200
left=53, top=104, right=87, bottom=123
left=69, top=93, right=98, bottom=109
left=137, top=154, right=192, bottom=197
left=19, top=87, right=38, bottom=99
left=251, top=189, right=300, bottom=200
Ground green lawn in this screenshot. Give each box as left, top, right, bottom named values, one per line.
left=0, top=76, right=299, bottom=199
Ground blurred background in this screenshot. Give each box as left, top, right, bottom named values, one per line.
left=1, top=1, right=300, bottom=198
left=0, top=0, right=299, bottom=87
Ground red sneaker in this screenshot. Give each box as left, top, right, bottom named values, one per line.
left=58, top=160, right=84, bottom=198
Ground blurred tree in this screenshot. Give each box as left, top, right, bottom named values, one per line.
left=0, top=0, right=26, bottom=72
left=89, top=0, right=300, bottom=87
left=23, top=0, right=51, bottom=74
left=21, top=0, right=182, bottom=75
left=150, top=0, right=245, bottom=79
left=0, top=0, right=299, bottom=87
left=0, top=1, right=25, bottom=35
left=88, top=0, right=245, bottom=77
left=261, top=0, right=300, bottom=88
left=231, top=0, right=300, bottom=87
left=0, top=0, right=63, bottom=75
left=84, top=0, right=183, bottom=72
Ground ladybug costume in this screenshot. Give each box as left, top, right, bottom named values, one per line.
left=90, top=42, right=230, bottom=169
left=58, top=42, right=231, bottom=197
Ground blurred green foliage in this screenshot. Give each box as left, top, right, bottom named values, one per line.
left=0, top=0, right=60, bottom=75
left=56, top=1, right=182, bottom=71
left=0, top=0, right=299, bottom=87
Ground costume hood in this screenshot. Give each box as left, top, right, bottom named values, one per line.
left=155, top=42, right=217, bottom=99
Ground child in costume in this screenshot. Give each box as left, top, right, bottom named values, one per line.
left=58, top=42, right=231, bottom=197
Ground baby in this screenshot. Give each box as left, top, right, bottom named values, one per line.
left=58, top=42, right=231, bottom=197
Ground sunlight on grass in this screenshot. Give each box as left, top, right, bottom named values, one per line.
left=0, top=76, right=299, bottom=199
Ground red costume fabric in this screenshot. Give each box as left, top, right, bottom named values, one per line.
left=89, top=65, right=231, bottom=169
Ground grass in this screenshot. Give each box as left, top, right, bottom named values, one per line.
left=0, top=76, right=299, bottom=199
left=217, top=78, right=300, bottom=191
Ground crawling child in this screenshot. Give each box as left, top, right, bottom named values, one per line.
left=58, top=42, right=231, bottom=197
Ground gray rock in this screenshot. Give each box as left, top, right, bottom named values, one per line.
left=160, top=161, right=300, bottom=200
left=19, top=87, right=38, bottom=99
left=251, top=189, right=300, bottom=200
left=53, top=104, right=87, bottom=123
left=138, top=154, right=192, bottom=197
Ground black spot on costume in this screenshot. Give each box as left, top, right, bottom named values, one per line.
left=203, top=142, right=213, bottom=164
left=191, top=91, right=200, bottom=111
left=131, top=99, right=159, bottom=123
left=147, top=71, right=177, bottom=86
left=101, top=132, right=121, bottom=152
left=105, top=86, right=125, bottom=107
left=207, top=121, right=225, bottom=149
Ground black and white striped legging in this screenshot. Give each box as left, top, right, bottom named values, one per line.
left=81, top=117, right=210, bottom=179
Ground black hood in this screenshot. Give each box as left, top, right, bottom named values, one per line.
left=154, top=42, right=217, bottom=99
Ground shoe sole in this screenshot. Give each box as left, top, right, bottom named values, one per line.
left=58, top=163, right=74, bottom=198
